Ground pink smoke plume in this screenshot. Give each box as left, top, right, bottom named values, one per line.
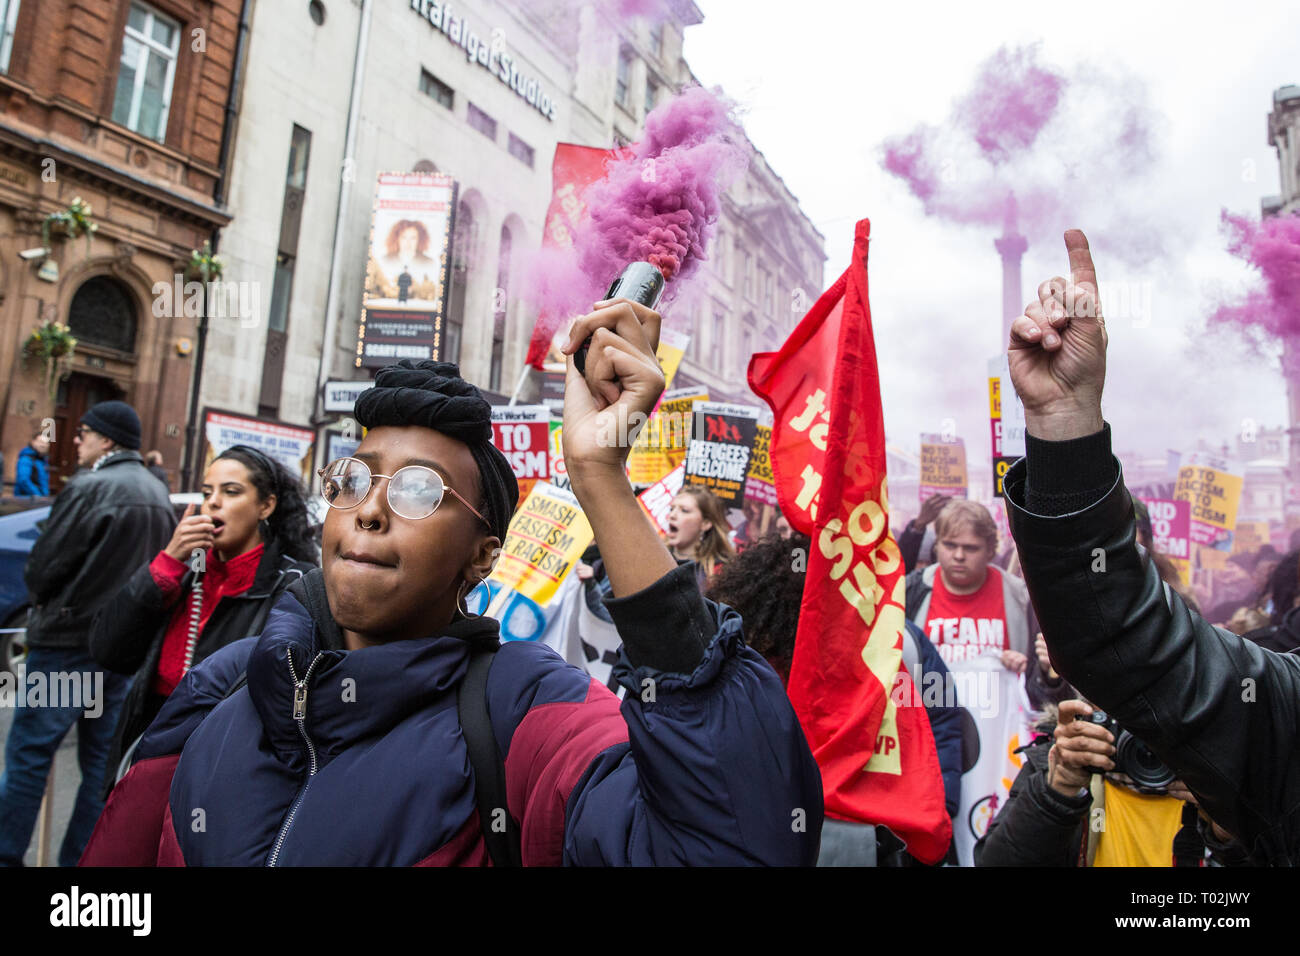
left=525, top=85, right=750, bottom=332
left=880, top=44, right=1162, bottom=260
left=1209, top=210, right=1300, bottom=375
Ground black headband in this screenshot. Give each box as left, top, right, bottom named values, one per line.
left=352, top=360, right=518, bottom=540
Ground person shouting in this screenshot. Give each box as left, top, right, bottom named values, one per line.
left=90, top=445, right=318, bottom=794
left=666, top=485, right=735, bottom=584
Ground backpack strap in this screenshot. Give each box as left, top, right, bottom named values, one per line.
left=457, top=643, right=522, bottom=867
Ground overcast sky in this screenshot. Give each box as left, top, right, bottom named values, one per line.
left=683, top=0, right=1300, bottom=480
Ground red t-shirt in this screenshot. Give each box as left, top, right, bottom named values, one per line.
left=150, top=544, right=264, bottom=697
left=923, top=564, right=1008, bottom=665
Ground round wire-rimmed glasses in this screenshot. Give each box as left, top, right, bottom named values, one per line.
left=317, top=457, right=489, bottom=526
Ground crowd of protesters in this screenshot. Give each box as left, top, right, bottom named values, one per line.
left=1, top=232, right=1296, bottom=867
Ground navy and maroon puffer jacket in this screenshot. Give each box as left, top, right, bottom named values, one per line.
left=80, top=564, right=823, bottom=866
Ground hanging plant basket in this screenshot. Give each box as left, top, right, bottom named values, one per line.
left=22, top=320, right=78, bottom=399
left=185, top=240, right=224, bottom=281
left=41, top=196, right=98, bottom=258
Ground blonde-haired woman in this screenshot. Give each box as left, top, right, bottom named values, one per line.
left=667, top=485, right=736, bottom=583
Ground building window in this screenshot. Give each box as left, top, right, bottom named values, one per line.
left=761, top=269, right=774, bottom=316
left=467, top=101, right=497, bottom=140
left=68, top=276, right=137, bottom=353
left=0, top=0, right=20, bottom=72
left=111, top=2, right=181, bottom=142
left=743, top=254, right=754, bottom=300
left=267, top=254, right=295, bottom=333
left=644, top=78, right=657, bottom=117
left=491, top=225, right=513, bottom=392
left=507, top=133, right=535, bottom=168
left=709, top=312, right=724, bottom=370
left=419, top=68, right=454, bottom=110
left=615, top=48, right=632, bottom=109
left=649, top=22, right=663, bottom=58
left=286, top=123, right=311, bottom=189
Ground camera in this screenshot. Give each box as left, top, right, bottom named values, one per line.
left=1084, top=709, right=1176, bottom=792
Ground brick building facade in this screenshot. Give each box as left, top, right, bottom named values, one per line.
left=0, top=0, right=242, bottom=491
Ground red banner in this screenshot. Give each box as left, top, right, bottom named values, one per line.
left=748, top=219, right=951, bottom=863
left=524, top=143, right=633, bottom=369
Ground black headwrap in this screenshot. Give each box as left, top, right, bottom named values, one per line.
left=353, top=360, right=518, bottom=540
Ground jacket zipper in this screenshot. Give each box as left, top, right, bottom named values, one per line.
left=266, top=650, right=323, bottom=867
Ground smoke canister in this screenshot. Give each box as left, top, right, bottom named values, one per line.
left=574, top=262, right=666, bottom=375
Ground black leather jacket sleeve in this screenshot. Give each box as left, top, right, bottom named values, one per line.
left=975, top=738, right=1089, bottom=866
left=23, top=480, right=99, bottom=602
left=1005, top=428, right=1300, bottom=865
left=89, top=555, right=176, bottom=675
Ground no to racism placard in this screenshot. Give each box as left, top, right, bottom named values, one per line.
left=491, top=404, right=550, bottom=503
left=919, top=433, right=968, bottom=501
left=1174, top=453, right=1243, bottom=551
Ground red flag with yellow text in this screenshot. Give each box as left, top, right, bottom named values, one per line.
left=748, top=219, right=951, bottom=863
left=524, top=143, right=634, bottom=369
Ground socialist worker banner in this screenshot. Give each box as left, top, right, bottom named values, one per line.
left=490, top=404, right=550, bottom=504
left=749, top=219, right=951, bottom=863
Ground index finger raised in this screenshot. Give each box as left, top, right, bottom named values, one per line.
left=1064, top=229, right=1097, bottom=294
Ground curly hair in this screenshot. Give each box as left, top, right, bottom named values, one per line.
left=384, top=219, right=431, bottom=258
left=706, top=531, right=809, bottom=674
left=213, top=445, right=318, bottom=565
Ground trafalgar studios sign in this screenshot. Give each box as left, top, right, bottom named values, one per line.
left=410, top=1, right=558, bottom=121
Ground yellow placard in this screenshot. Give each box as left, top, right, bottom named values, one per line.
left=627, top=386, right=707, bottom=486
left=747, top=424, right=773, bottom=484
left=1174, top=459, right=1243, bottom=545
left=920, top=437, right=967, bottom=495
left=488, top=482, right=592, bottom=606
left=657, top=329, right=689, bottom=391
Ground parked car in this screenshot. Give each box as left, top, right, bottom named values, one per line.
left=0, top=492, right=325, bottom=675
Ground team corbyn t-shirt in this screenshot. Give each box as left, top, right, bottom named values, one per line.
left=924, top=565, right=1008, bottom=664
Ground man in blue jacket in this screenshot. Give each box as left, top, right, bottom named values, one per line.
left=14, top=429, right=50, bottom=497
left=81, top=299, right=823, bottom=866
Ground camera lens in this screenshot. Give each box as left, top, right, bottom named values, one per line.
left=1115, top=731, right=1176, bottom=791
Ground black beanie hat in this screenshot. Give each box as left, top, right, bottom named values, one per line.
left=353, top=360, right=518, bottom=540
left=80, top=400, right=142, bottom=450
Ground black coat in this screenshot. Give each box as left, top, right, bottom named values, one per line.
left=90, top=540, right=314, bottom=795
left=974, top=733, right=1090, bottom=866
left=23, top=451, right=175, bottom=650
left=1006, top=450, right=1296, bottom=865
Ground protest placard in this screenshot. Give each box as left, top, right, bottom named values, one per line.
left=490, top=404, right=550, bottom=503
left=684, top=401, right=761, bottom=507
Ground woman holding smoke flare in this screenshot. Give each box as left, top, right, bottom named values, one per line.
left=81, top=297, right=822, bottom=867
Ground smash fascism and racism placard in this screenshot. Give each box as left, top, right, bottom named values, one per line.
left=626, top=386, right=707, bottom=486
left=1174, top=453, right=1243, bottom=550
left=684, top=401, right=761, bottom=507
left=919, top=433, right=968, bottom=501
left=487, top=481, right=592, bottom=608
left=490, top=404, right=549, bottom=504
